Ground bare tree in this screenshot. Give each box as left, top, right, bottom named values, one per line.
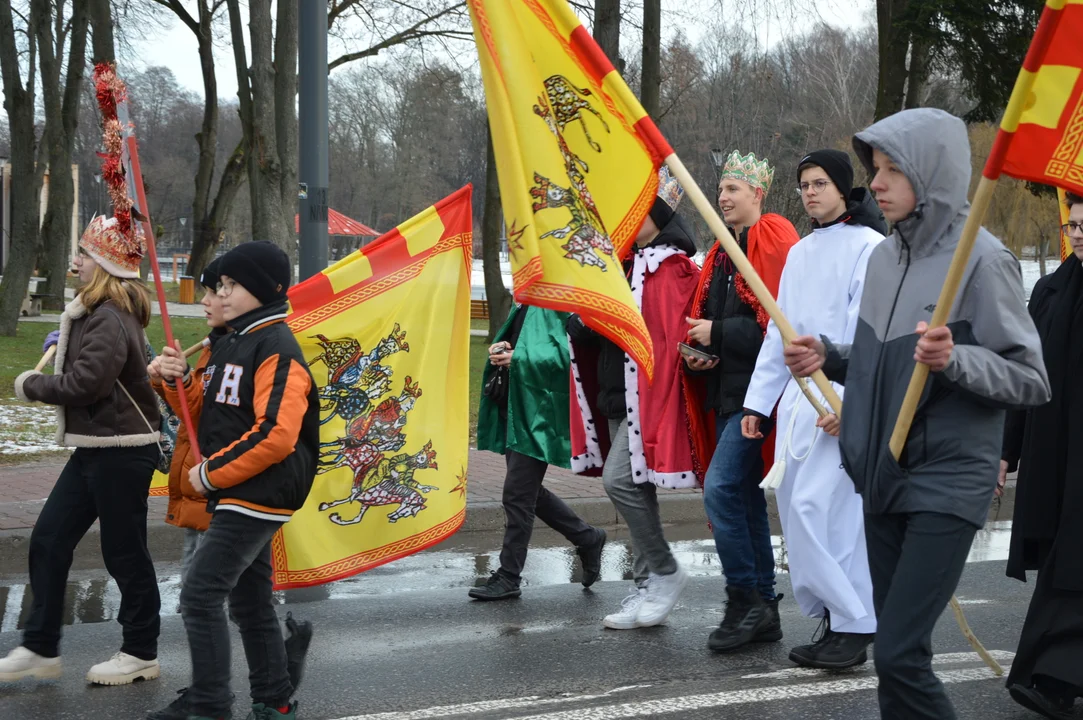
left=594, top=0, right=622, bottom=70
left=35, top=0, right=89, bottom=311
left=641, top=0, right=660, bottom=116
left=481, top=128, right=510, bottom=339
left=0, top=0, right=44, bottom=335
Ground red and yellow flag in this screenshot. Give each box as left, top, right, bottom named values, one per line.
left=467, top=0, right=674, bottom=379
left=989, top=0, right=1083, bottom=197
left=270, top=187, right=473, bottom=590
left=1059, top=187, right=1072, bottom=260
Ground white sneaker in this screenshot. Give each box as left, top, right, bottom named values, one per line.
left=603, top=588, right=648, bottom=630
left=0, top=646, right=62, bottom=681
left=86, top=651, right=160, bottom=686
left=636, top=566, right=689, bottom=627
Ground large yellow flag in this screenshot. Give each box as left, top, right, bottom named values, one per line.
left=269, top=187, right=473, bottom=590
left=468, top=0, right=675, bottom=379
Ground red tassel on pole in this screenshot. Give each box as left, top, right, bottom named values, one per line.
left=93, top=63, right=202, bottom=463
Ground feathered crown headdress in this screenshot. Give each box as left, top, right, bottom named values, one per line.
left=84, top=63, right=146, bottom=277
left=720, top=150, right=775, bottom=196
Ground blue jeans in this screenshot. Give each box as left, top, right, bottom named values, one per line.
left=702, top=412, right=776, bottom=601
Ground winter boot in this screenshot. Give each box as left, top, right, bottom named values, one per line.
left=708, top=586, right=771, bottom=653
left=754, top=593, right=784, bottom=643
left=145, top=688, right=193, bottom=720
left=0, top=646, right=61, bottom=682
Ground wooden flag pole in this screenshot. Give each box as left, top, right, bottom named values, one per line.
left=664, top=153, right=844, bottom=416
left=34, top=346, right=57, bottom=373
left=184, top=339, right=209, bottom=359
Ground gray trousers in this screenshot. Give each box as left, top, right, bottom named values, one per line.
left=180, top=527, right=205, bottom=585
left=604, top=417, right=678, bottom=586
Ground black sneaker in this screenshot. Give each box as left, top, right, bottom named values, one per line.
left=1009, top=683, right=1076, bottom=719
left=708, top=586, right=770, bottom=653
left=753, top=593, right=784, bottom=643
left=284, top=612, right=313, bottom=692
left=577, top=529, right=607, bottom=588
left=468, top=571, right=521, bottom=601
left=145, top=688, right=192, bottom=720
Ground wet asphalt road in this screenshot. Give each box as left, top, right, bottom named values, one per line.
left=0, top=526, right=1049, bottom=720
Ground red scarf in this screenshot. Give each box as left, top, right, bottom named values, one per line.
left=692, top=213, right=800, bottom=330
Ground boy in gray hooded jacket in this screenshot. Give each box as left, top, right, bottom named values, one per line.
left=784, top=108, right=1050, bottom=719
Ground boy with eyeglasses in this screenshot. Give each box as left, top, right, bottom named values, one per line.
left=741, top=149, right=885, bottom=669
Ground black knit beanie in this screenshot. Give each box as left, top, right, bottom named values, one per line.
left=797, top=149, right=854, bottom=201
left=218, top=241, right=291, bottom=305
left=199, top=257, right=222, bottom=291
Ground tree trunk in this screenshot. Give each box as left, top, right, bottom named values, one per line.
left=87, top=0, right=113, bottom=64
left=641, top=0, right=660, bottom=117
left=0, top=0, right=42, bottom=335
left=874, top=0, right=911, bottom=121
left=904, top=35, right=929, bottom=109
left=594, top=0, right=622, bottom=73
left=481, top=129, right=511, bottom=342
left=36, top=0, right=88, bottom=312
left=1037, top=235, right=1048, bottom=277
left=274, top=0, right=299, bottom=274
left=229, top=0, right=293, bottom=258
left=189, top=141, right=247, bottom=280
left=187, top=0, right=219, bottom=281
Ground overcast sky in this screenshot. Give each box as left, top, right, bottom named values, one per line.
left=131, top=0, right=872, bottom=99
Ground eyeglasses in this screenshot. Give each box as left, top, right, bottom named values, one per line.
left=1062, top=221, right=1083, bottom=237
left=796, top=179, right=832, bottom=195
left=216, top=279, right=236, bottom=297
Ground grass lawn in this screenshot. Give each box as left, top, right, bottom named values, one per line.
left=1, top=317, right=490, bottom=463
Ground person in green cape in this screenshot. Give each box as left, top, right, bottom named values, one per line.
left=470, top=303, right=607, bottom=601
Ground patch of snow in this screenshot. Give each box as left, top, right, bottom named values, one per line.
left=0, top=404, right=60, bottom=455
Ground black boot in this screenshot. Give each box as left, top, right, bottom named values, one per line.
left=145, top=688, right=192, bottom=720
left=789, top=610, right=832, bottom=667
left=284, top=611, right=313, bottom=692
left=468, top=571, right=522, bottom=601
left=577, top=528, right=607, bottom=588
left=708, top=586, right=770, bottom=653
left=754, top=593, right=784, bottom=643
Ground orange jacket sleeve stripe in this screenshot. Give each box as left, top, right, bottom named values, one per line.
left=202, top=354, right=312, bottom=490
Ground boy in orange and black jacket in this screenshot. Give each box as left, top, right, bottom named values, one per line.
left=152, top=241, right=318, bottom=720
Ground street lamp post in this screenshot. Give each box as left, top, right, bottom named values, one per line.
left=298, top=0, right=329, bottom=281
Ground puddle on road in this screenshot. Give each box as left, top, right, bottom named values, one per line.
left=0, top=521, right=1013, bottom=632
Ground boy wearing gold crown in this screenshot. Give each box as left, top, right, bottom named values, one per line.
left=685, top=150, right=800, bottom=653
left=567, top=166, right=711, bottom=630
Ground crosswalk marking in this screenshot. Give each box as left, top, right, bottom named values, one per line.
left=342, top=657, right=1009, bottom=720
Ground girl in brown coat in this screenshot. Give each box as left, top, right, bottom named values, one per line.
left=1, top=217, right=163, bottom=686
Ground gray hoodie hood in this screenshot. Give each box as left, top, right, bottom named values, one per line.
left=853, top=108, right=972, bottom=258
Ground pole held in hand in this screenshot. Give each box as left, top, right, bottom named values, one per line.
left=35, top=346, right=57, bottom=373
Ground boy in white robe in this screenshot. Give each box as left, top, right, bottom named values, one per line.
left=741, top=150, right=885, bottom=668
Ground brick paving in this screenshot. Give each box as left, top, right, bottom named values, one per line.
left=0, top=451, right=699, bottom=532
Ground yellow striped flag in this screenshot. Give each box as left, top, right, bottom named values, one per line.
left=1060, top=187, right=1072, bottom=260
left=270, top=187, right=473, bottom=590
left=468, top=0, right=675, bottom=379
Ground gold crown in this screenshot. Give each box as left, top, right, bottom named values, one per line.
left=720, top=150, right=775, bottom=196
left=656, top=165, right=684, bottom=211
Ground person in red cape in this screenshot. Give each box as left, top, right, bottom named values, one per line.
left=684, top=150, right=799, bottom=653
left=567, top=166, right=710, bottom=631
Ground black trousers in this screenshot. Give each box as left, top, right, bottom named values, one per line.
left=865, top=511, right=977, bottom=720
left=23, top=446, right=161, bottom=660
left=180, top=511, right=292, bottom=716
left=498, top=450, right=597, bottom=582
